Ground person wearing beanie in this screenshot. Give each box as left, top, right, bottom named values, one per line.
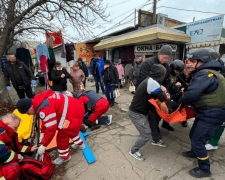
left=77, top=58, right=89, bottom=87
left=70, top=62, right=85, bottom=93
left=16, top=89, right=86, bottom=166
left=129, top=64, right=170, bottom=161
left=51, top=61, right=71, bottom=95
left=102, top=60, right=119, bottom=107
left=116, top=59, right=125, bottom=89
left=136, top=45, right=174, bottom=132
left=89, top=54, right=105, bottom=94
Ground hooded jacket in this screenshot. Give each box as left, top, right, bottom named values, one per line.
left=0, top=120, right=31, bottom=164
left=51, top=67, right=71, bottom=91
left=102, top=63, right=119, bottom=85
left=179, top=60, right=225, bottom=124
left=32, top=90, right=85, bottom=147
left=4, top=59, right=35, bottom=89
left=137, top=56, right=170, bottom=87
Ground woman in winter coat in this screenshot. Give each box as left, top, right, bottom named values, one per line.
left=116, top=59, right=125, bottom=88
left=51, top=61, right=71, bottom=95
left=70, top=62, right=85, bottom=93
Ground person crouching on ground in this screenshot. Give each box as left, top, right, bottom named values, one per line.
left=16, top=89, right=86, bottom=166
left=102, top=60, right=119, bottom=107
left=70, top=62, right=85, bottom=93
left=0, top=114, right=38, bottom=180
left=128, top=64, right=170, bottom=161
left=66, top=90, right=112, bottom=131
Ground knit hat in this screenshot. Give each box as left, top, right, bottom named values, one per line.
left=159, top=45, right=173, bottom=57
left=55, top=61, right=61, bottom=65
left=78, top=58, right=82, bottom=62
left=16, top=99, right=32, bottom=114
left=94, top=53, right=98, bottom=57
left=105, top=60, right=111, bottom=65
left=149, top=64, right=167, bottom=84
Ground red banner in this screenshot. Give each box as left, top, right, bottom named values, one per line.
left=45, top=30, right=63, bottom=48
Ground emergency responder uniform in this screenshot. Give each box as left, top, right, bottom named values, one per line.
left=179, top=49, right=225, bottom=178
left=71, top=90, right=112, bottom=128
left=16, top=89, right=86, bottom=166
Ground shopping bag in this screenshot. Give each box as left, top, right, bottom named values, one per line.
left=129, top=82, right=135, bottom=92
left=114, top=88, right=120, bottom=98
left=121, top=77, right=126, bottom=85
left=80, top=83, right=85, bottom=90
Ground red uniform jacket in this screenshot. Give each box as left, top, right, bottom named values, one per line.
left=32, top=89, right=85, bottom=147
left=0, top=120, right=31, bottom=165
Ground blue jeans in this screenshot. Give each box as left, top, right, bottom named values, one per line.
left=105, top=82, right=115, bottom=105
left=98, top=116, right=109, bottom=124
left=94, top=75, right=105, bottom=93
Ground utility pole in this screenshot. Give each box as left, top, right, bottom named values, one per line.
left=134, top=9, right=136, bottom=27
left=153, top=0, right=157, bottom=24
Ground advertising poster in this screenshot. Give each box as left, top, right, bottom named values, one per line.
left=186, top=15, right=224, bottom=43
left=76, top=44, right=103, bottom=67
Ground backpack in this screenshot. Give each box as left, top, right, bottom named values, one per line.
left=20, top=152, right=54, bottom=180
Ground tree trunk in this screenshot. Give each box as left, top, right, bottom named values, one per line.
left=0, top=1, right=16, bottom=103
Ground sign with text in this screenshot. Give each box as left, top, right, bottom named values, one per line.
left=135, top=44, right=177, bottom=53
left=186, top=15, right=224, bottom=43
left=76, top=44, right=103, bottom=67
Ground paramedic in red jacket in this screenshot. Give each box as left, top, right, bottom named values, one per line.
left=16, top=89, right=86, bottom=166
left=0, top=114, right=38, bottom=180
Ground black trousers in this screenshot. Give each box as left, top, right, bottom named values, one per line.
left=83, top=77, right=86, bottom=88
left=16, top=85, right=34, bottom=99
left=148, top=107, right=161, bottom=142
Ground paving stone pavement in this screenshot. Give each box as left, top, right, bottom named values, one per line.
left=8, top=79, right=225, bottom=180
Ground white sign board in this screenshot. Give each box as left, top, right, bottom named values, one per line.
left=135, top=44, right=177, bottom=53
left=186, top=15, right=224, bottom=43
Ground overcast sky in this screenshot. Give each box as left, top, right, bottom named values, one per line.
left=34, top=0, right=225, bottom=43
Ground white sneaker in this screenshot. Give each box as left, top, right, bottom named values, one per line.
left=53, top=156, right=71, bottom=166
left=129, top=150, right=145, bottom=161
left=107, top=115, right=112, bottom=125
left=71, top=143, right=86, bottom=150
left=205, top=144, right=218, bottom=151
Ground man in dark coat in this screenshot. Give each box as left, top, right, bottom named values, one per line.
left=4, top=54, right=36, bottom=99
left=137, top=45, right=174, bottom=144
left=51, top=61, right=71, bottom=95
left=102, top=60, right=119, bottom=107
left=78, top=58, right=89, bottom=87
left=180, top=49, right=225, bottom=178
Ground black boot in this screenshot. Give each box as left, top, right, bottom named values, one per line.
left=83, top=118, right=101, bottom=131
left=161, top=121, right=174, bottom=131
left=181, top=120, right=188, bottom=127
left=80, top=125, right=86, bottom=133
left=189, top=167, right=211, bottom=178
left=182, top=151, right=196, bottom=158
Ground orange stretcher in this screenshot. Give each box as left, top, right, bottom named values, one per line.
left=149, top=99, right=195, bottom=123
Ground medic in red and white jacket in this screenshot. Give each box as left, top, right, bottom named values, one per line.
left=32, top=90, right=85, bottom=161
left=0, top=120, right=31, bottom=180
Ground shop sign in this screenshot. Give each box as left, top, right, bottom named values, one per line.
left=76, top=44, right=103, bottom=67
left=135, top=44, right=177, bottom=53
left=186, top=15, right=224, bottom=43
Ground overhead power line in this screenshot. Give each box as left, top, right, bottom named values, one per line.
left=88, top=0, right=153, bottom=40
left=157, top=6, right=223, bottom=15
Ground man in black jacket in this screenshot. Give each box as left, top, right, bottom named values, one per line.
left=137, top=45, right=174, bottom=140
left=51, top=61, right=71, bottom=95
left=102, top=60, right=119, bottom=107
left=4, top=54, right=36, bottom=99
left=129, top=64, right=170, bottom=160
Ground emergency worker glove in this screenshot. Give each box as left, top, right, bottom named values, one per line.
left=38, top=145, right=46, bottom=155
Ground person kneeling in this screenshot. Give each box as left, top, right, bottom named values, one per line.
left=66, top=90, right=112, bottom=130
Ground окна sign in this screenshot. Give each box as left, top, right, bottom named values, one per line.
left=135, top=44, right=177, bottom=53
